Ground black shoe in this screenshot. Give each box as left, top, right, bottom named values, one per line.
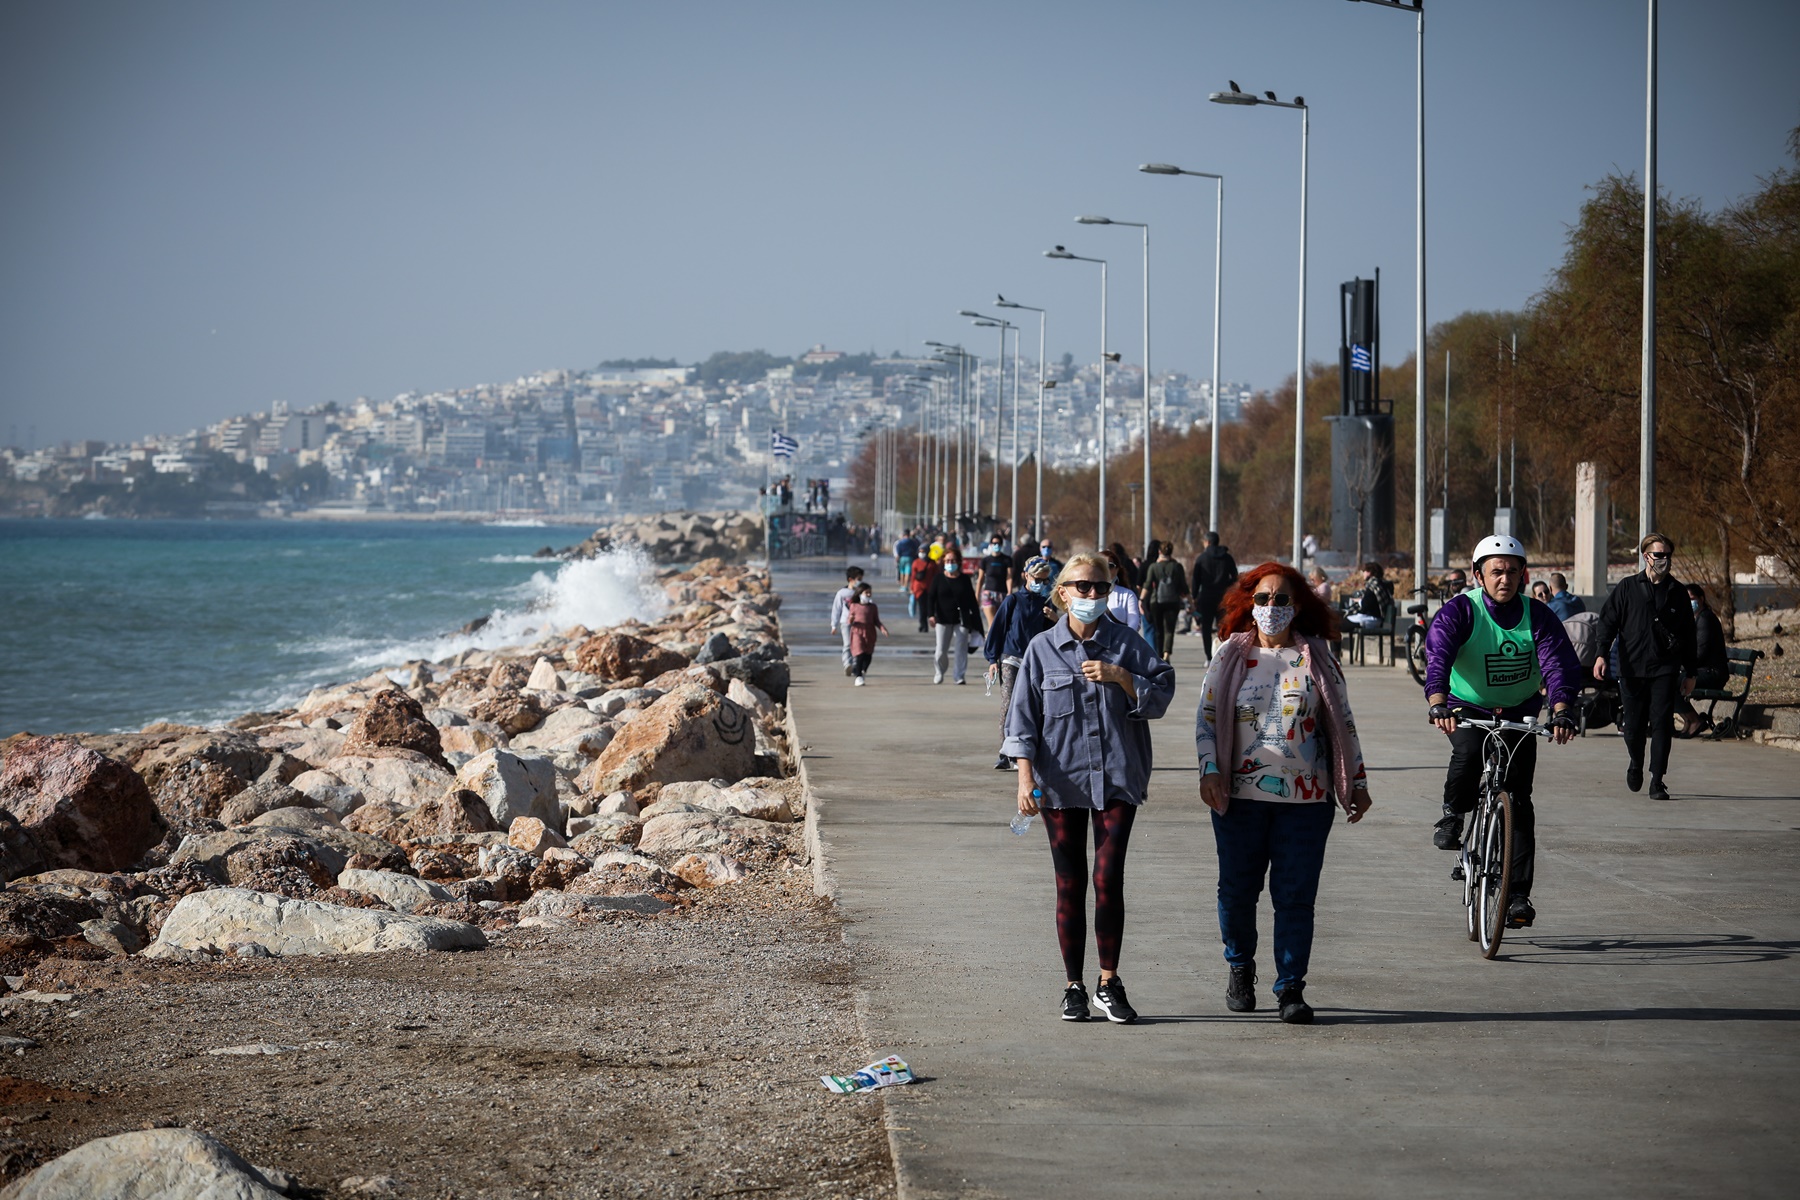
left=1225, top=964, right=1257, bottom=1013
left=1648, top=777, right=1671, bottom=801
left=1626, top=763, right=1643, bottom=792
left=1276, top=985, right=1314, bottom=1025
left=1093, top=976, right=1138, bottom=1024
left=1506, top=895, right=1536, bottom=928
left=1433, top=814, right=1464, bottom=851
left=994, top=755, right=1010, bottom=770
left=1061, top=981, right=1091, bottom=1022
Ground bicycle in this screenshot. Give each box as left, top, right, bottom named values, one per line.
left=1448, top=708, right=1553, bottom=959
left=1403, top=583, right=1449, bottom=686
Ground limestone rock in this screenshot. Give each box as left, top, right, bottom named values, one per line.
left=455, top=749, right=558, bottom=829
left=437, top=723, right=507, bottom=761
left=580, top=685, right=756, bottom=795
left=517, top=890, right=668, bottom=920
left=338, top=688, right=449, bottom=768
left=0, top=1127, right=290, bottom=1199
left=636, top=810, right=785, bottom=855
left=169, top=829, right=340, bottom=893
left=670, top=851, right=747, bottom=888
left=0, top=736, right=164, bottom=880
left=596, top=790, right=639, bottom=817
left=287, top=769, right=366, bottom=816
left=573, top=631, right=689, bottom=680
left=216, top=780, right=316, bottom=827
left=587, top=687, right=661, bottom=717
left=131, top=730, right=272, bottom=795
left=142, top=888, right=486, bottom=956
left=726, top=678, right=777, bottom=721
left=655, top=779, right=793, bottom=823
left=341, top=801, right=413, bottom=841
left=402, top=789, right=498, bottom=839
left=507, top=707, right=614, bottom=757
left=336, top=868, right=454, bottom=914
left=507, top=816, right=565, bottom=856
left=567, top=818, right=641, bottom=852
left=525, top=657, right=562, bottom=692
left=79, top=918, right=145, bottom=955
left=245, top=806, right=342, bottom=831
left=467, top=687, right=544, bottom=736
left=324, top=753, right=452, bottom=810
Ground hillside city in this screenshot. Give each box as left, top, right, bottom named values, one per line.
left=0, top=347, right=1254, bottom=520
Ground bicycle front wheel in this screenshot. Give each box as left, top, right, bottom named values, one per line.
left=1477, top=790, right=1514, bottom=959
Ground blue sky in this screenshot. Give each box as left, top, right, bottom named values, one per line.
left=3, top=0, right=1796, bottom=445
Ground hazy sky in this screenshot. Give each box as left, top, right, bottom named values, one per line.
left=3, top=0, right=1796, bottom=447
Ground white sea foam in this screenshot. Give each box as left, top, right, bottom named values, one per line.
left=481, top=553, right=558, bottom=564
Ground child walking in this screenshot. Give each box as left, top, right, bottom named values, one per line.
left=847, top=581, right=890, bottom=686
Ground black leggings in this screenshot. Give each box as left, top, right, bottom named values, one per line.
left=1041, top=800, right=1137, bottom=981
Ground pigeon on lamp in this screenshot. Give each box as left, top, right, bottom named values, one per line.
left=1229, top=79, right=1242, bottom=92
left=1295, top=95, right=1305, bottom=106
left=1264, top=90, right=1277, bottom=101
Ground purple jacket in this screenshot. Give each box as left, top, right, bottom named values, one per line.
left=1424, top=592, right=1581, bottom=718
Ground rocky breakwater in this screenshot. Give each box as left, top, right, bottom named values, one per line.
left=558, top=509, right=763, bottom=565
left=0, top=559, right=798, bottom=974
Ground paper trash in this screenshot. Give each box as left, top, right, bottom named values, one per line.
left=820, top=1055, right=914, bottom=1094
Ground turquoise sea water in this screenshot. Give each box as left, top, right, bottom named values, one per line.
left=0, top=519, right=663, bottom=737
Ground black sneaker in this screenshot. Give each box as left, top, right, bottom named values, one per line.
left=1061, top=982, right=1091, bottom=1022
left=1226, top=964, right=1257, bottom=1012
left=1626, top=763, right=1644, bottom=792
left=1276, top=985, right=1314, bottom=1025
left=1433, top=814, right=1464, bottom=851
left=1506, top=895, right=1536, bottom=928
left=1648, top=777, right=1671, bottom=801
left=1093, top=976, right=1138, bottom=1024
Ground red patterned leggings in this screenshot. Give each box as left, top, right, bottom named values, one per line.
left=1040, top=800, right=1138, bottom=981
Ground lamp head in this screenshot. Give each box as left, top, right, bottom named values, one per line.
left=1139, top=163, right=1182, bottom=175
left=1044, top=246, right=1075, bottom=259
left=1209, top=88, right=1260, bottom=106
left=957, top=310, right=981, bottom=318
left=1077, top=215, right=1113, bottom=225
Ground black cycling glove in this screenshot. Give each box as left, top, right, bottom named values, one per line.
left=1427, top=703, right=1454, bottom=723
left=1550, top=712, right=1578, bottom=733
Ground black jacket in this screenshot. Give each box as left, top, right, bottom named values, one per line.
left=1191, top=545, right=1238, bottom=599
left=1595, top=571, right=1698, bottom=678
left=926, top=571, right=982, bottom=629
left=1695, top=606, right=1729, bottom=678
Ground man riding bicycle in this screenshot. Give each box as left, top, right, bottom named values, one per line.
left=1424, top=535, right=1581, bottom=929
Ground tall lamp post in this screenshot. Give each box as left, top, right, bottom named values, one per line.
left=1210, top=82, right=1308, bottom=567
left=1076, top=216, right=1152, bottom=548
left=995, top=294, right=1047, bottom=541
left=1045, top=245, right=1109, bottom=548
left=1348, top=0, right=1428, bottom=586
left=926, top=342, right=974, bottom=528
left=1640, top=0, right=1657, bottom=539
left=961, top=310, right=1015, bottom=530
left=1140, top=163, right=1225, bottom=532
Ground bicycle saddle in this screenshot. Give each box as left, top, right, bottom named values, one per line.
left=1406, top=603, right=1428, bottom=616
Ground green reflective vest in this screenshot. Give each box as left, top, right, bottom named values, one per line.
left=1447, top=594, right=1542, bottom=709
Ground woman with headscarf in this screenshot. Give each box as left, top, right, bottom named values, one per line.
left=1003, top=553, right=1177, bottom=1024
left=1195, top=561, right=1373, bottom=1025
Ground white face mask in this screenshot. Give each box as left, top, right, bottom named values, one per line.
left=1068, top=597, right=1108, bottom=623
left=1252, top=604, right=1295, bottom=636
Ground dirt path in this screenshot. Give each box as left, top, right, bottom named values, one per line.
left=0, top=877, right=896, bottom=1199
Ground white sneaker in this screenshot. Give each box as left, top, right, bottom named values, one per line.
left=853, top=676, right=866, bottom=687
left=933, top=674, right=944, bottom=684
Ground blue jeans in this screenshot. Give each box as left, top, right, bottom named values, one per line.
left=1211, top=797, right=1335, bottom=995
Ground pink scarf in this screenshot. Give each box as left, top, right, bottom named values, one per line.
left=1206, top=631, right=1360, bottom=813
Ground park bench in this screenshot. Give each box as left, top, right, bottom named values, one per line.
left=1692, top=646, right=1764, bottom=739
left=1343, top=597, right=1397, bottom=667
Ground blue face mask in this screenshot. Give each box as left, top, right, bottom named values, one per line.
left=1690, top=600, right=1700, bottom=612
left=1068, top=597, right=1107, bottom=623
left=1027, top=581, right=1051, bottom=596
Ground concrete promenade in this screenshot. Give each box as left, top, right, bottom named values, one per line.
left=774, top=560, right=1800, bottom=1199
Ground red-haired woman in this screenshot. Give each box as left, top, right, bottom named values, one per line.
left=1194, top=561, right=1373, bottom=1025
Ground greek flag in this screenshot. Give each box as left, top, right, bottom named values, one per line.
left=1350, top=344, right=1373, bottom=373
left=770, top=430, right=799, bottom=459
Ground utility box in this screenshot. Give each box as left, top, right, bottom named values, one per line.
left=1328, top=274, right=1394, bottom=561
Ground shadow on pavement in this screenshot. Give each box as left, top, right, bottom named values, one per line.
left=1502, top=932, right=1800, bottom=965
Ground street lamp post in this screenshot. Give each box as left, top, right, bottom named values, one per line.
left=1045, top=246, right=1109, bottom=548
left=1077, top=216, right=1151, bottom=548
left=926, top=341, right=970, bottom=527
left=1641, top=0, right=1657, bottom=539
left=996, top=294, right=1047, bottom=541
left=961, top=310, right=1016, bottom=532
left=1140, top=164, right=1225, bottom=532
left=1348, top=0, right=1428, bottom=589
left=1210, top=83, right=1308, bottom=567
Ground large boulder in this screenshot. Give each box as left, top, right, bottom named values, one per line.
left=216, top=779, right=315, bottom=827
left=580, top=685, right=756, bottom=795
left=168, top=829, right=340, bottom=892
left=402, top=789, right=498, bottom=839
left=323, top=753, right=452, bottom=810
left=0, top=736, right=163, bottom=879
left=517, top=890, right=668, bottom=920
left=0, top=1127, right=290, bottom=1199
left=142, top=888, right=486, bottom=957
left=467, top=688, right=544, bottom=736
left=131, top=730, right=271, bottom=794
left=336, top=868, right=454, bottom=914
left=653, top=779, right=794, bottom=823
left=338, top=688, right=449, bottom=768
left=287, top=769, right=366, bottom=815
left=455, top=750, right=558, bottom=828
left=508, top=706, right=614, bottom=756
left=573, top=632, right=689, bottom=681
left=151, top=757, right=251, bottom=822
left=636, top=809, right=787, bottom=855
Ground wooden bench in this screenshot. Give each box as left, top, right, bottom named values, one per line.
left=1692, top=646, right=1763, bottom=739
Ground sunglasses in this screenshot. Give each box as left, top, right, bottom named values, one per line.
left=1251, top=591, right=1292, bottom=607
left=1647, top=551, right=1671, bottom=561
left=1062, top=579, right=1113, bottom=597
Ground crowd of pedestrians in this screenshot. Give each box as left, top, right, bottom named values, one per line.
left=830, top=520, right=1739, bottom=1027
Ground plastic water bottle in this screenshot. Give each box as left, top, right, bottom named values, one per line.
left=985, top=672, right=996, bottom=698
left=1009, top=789, right=1043, bottom=836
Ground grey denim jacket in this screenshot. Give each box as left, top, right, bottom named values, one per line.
left=1001, top=613, right=1177, bottom=810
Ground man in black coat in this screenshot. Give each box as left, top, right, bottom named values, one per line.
left=1189, top=531, right=1238, bottom=658
left=1593, top=532, right=1698, bottom=801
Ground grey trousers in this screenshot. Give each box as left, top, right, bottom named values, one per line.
left=933, top=624, right=969, bottom=682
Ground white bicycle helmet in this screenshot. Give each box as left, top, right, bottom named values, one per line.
left=1471, top=533, right=1527, bottom=569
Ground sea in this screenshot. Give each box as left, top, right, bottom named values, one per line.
left=0, top=519, right=668, bottom=738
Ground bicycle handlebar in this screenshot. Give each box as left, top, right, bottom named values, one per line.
left=1450, top=711, right=1556, bottom=737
